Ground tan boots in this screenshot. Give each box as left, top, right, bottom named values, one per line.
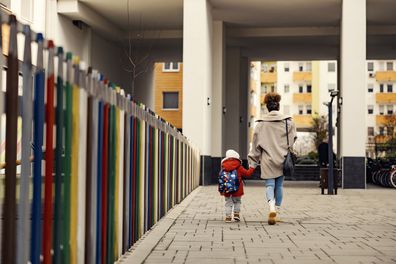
left=268, top=200, right=277, bottom=225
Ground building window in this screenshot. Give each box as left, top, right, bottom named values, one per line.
left=328, top=83, right=336, bottom=92
left=306, top=62, right=312, bottom=72
left=379, top=127, right=385, bottom=136
left=387, top=62, right=393, bottom=71
left=380, top=84, right=384, bottom=93
left=298, top=63, right=304, bottom=72
left=387, top=84, right=393, bottom=93
left=379, top=62, right=385, bottom=71
left=307, top=84, right=312, bottom=93
left=163, top=92, right=179, bottom=109
left=306, top=105, right=312, bottom=115
left=284, top=63, right=289, bottom=72
left=368, top=127, right=374, bottom=136
left=328, top=62, right=336, bottom=72
left=299, top=85, right=304, bottom=93
left=387, top=105, right=393, bottom=115
left=379, top=105, right=384, bottom=115
left=163, top=62, right=179, bottom=72
left=269, top=65, right=276, bottom=73
left=367, top=62, right=374, bottom=72
left=298, top=105, right=304, bottom=115
left=284, top=84, right=290, bottom=93
left=283, top=105, right=290, bottom=115
left=271, top=85, right=276, bottom=92
left=368, top=83, right=374, bottom=93
left=261, top=64, right=268, bottom=72
left=261, top=84, right=268, bottom=93
left=368, top=105, right=374, bottom=115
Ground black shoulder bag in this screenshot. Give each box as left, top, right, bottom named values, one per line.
left=283, top=119, right=297, bottom=177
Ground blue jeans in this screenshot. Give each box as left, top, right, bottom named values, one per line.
left=264, top=176, right=284, bottom=206
left=225, top=197, right=241, bottom=216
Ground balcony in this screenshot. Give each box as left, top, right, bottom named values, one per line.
left=374, top=135, right=391, bottom=144
left=376, top=115, right=396, bottom=126
left=293, top=115, right=313, bottom=128
left=261, top=72, right=277, bottom=83
left=376, top=93, right=396, bottom=104
left=375, top=71, right=396, bottom=82
left=293, top=93, right=312, bottom=104
left=293, top=72, right=312, bottom=82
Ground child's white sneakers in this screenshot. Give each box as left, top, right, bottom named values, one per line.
left=234, top=212, right=240, bottom=222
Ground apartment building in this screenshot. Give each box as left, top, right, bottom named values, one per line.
left=252, top=60, right=338, bottom=155
left=253, top=59, right=396, bottom=157
left=154, top=62, right=183, bottom=131
left=366, top=60, right=396, bottom=138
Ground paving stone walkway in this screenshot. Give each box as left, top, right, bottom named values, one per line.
left=123, top=181, right=396, bottom=264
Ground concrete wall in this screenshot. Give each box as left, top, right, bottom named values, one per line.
left=239, top=56, right=248, bottom=158
left=6, top=0, right=131, bottom=96
left=225, top=47, right=241, bottom=153
left=224, top=48, right=250, bottom=158
left=132, top=45, right=182, bottom=109
left=91, top=33, right=129, bottom=89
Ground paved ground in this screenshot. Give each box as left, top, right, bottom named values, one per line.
left=123, top=181, right=396, bottom=264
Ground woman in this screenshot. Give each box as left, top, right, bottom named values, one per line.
left=248, top=92, right=296, bottom=225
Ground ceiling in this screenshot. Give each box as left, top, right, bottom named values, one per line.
left=79, top=0, right=396, bottom=31
left=211, top=0, right=342, bottom=28
left=367, top=0, right=396, bottom=25
left=76, top=0, right=396, bottom=59
left=79, top=0, right=183, bottom=30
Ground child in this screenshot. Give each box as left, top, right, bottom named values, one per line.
left=220, top=149, right=255, bottom=222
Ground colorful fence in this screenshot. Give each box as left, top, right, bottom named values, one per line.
left=0, top=15, right=200, bottom=264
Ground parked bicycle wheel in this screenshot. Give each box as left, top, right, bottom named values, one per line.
left=390, top=170, right=396, bottom=188
left=380, top=170, right=389, bottom=187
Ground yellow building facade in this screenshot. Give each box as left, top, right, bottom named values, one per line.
left=154, top=62, right=183, bottom=130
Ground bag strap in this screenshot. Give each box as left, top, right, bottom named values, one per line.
left=285, top=119, right=290, bottom=148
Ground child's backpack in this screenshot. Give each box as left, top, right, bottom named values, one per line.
left=218, top=169, right=240, bottom=194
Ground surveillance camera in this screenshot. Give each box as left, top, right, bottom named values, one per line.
left=330, top=90, right=339, bottom=97
left=328, top=87, right=335, bottom=92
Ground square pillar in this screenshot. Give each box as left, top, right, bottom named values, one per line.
left=225, top=47, right=241, bottom=153
left=211, top=21, right=225, bottom=158
left=340, top=0, right=366, bottom=188
left=183, top=0, right=213, bottom=184
left=210, top=21, right=225, bottom=178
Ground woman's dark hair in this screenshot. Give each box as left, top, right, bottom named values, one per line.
left=264, top=92, right=281, bottom=112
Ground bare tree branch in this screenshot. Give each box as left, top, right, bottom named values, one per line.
left=123, top=0, right=161, bottom=97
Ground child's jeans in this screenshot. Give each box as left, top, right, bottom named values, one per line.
left=225, top=196, right=241, bottom=216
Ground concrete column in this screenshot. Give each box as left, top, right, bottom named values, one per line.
left=183, top=0, right=213, bottom=184
left=209, top=21, right=225, bottom=177
left=340, top=0, right=366, bottom=188
left=240, top=57, right=248, bottom=159
left=225, top=47, right=241, bottom=153
left=211, top=21, right=225, bottom=159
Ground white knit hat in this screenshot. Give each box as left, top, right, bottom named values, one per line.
left=221, top=149, right=241, bottom=164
